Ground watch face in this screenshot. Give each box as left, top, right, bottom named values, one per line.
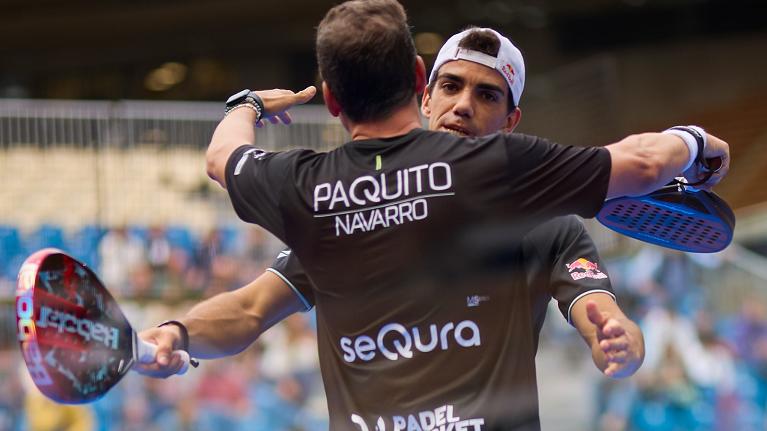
left=226, top=89, right=251, bottom=106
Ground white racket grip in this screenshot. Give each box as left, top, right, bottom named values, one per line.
left=136, top=338, right=191, bottom=375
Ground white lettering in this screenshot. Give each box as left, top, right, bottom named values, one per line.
left=429, top=162, right=452, bottom=191
left=419, top=411, right=436, bottom=430
left=351, top=405, right=484, bottom=431
left=355, top=335, right=376, bottom=362
left=342, top=321, right=481, bottom=363
left=439, top=322, right=455, bottom=350
left=407, top=415, right=422, bottom=431
left=408, top=164, right=429, bottom=193
left=313, top=183, right=331, bottom=212
left=400, top=202, right=414, bottom=222
left=412, top=199, right=428, bottom=220
left=350, top=176, right=381, bottom=205
left=454, top=321, right=482, bottom=348
left=313, top=163, right=453, bottom=212
left=332, top=199, right=430, bottom=237
left=385, top=205, right=400, bottom=226
left=35, top=306, right=120, bottom=350
left=381, top=171, right=403, bottom=200
left=413, top=325, right=438, bottom=352
left=330, top=181, right=351, bottom=210
left=378, top=323, right=413, bottom=361
left=351, top=414, right=369, bottom=431
left=394, top=416, right=407, bottom=431
left=341, top=337, right=355, bottom=362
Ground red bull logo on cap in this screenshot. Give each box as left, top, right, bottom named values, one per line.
left=566, top=258, right=607, bottom=281
left=501, top=64, right=515, bottom=85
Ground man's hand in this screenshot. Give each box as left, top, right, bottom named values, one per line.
left=133, top=325, right=188, bottom=378
left=254, top=86, right=317, bottom=128
left=585, top=300, right=644, bottom=378
left=682, top=132, right=730, bottom=190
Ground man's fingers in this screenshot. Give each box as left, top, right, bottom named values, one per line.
left=278, top=111, right=292, bottom=124
left=294, top=86, right=317, bottom=104
left=601, top=320, right=626, bottom=338
left=600, top=338, right=628, bottom=353
left=606, top=351, right=628, bottom=364
left=586, top=301, right=607, bottom=327
left=604, top=363, right=621, bottom=378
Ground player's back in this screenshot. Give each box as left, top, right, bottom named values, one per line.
left=224, top=127, right=611, bottom=430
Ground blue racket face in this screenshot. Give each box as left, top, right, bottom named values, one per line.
left=16, top=249, right=136, bottom=404
left=597, top=187, right=734, bottom=253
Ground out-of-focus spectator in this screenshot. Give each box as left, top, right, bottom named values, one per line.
left=0, top=351, right=24, bottom=431
left=195, top=361, right=250, bottom=430
left=99, top=226, right=146, bottom=297
left=726, top=297, right=767, bottom=373
left=22, top=365, right=94, bottom=431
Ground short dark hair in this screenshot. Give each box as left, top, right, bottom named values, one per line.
left=429, top=27, right=516, bottom=112
left=316, top=0, right=417, bottom=123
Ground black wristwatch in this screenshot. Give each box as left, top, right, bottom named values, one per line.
left=225, top=89, right=265, bottom=120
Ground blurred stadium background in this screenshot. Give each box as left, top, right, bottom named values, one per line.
left=1, top=0, right=767, bottom=430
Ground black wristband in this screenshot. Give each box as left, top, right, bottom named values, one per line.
left=224, top=91, right=265, bottom=121
left=158, top=320, right=190, bottom=352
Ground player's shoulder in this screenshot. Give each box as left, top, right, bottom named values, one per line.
left=526, top=215, right=586, bottom=241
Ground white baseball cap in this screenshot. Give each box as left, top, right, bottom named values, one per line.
left=428, top=28, right=526, bottom=107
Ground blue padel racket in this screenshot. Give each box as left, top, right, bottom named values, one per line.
left=16, top=248, right=195, bottom=404
left=597, top=158, right=734, bottom=253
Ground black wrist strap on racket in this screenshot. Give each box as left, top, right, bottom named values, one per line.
left=158, top=320, right=199, bottom=367
left=667, top=126, right=721, bottom=187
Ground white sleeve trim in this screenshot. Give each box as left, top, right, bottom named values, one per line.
left=266, top=268, right=313, bottom=312
left=567, top=289, right=616, bottom=326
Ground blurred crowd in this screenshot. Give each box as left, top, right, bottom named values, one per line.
left=2, top=226, right=767, bottom=430
left=0, top=224, right=328, bottom=431
left=591, top=248, right=767, bottom=431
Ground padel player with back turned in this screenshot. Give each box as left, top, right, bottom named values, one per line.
left=138, top=1, right=729, bottom=430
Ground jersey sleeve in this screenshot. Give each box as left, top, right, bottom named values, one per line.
left=224, top=145, right=299, bottom=241
left=502, top=134, right=611, bottom=219
left=266, top=248, right=315, bottom=311
left=527, top=216, right=615, bottom=325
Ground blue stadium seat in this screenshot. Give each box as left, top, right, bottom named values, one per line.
left=69, top=225, right=106, bottom=271
left=218, top=225, right=241, bottom=255
left=0, top=226, right=25, bottom=280
left=127, top=226, right=149, bottom=244
left=26, top=224, right=67, bottom=252
left=166, top=225, right=197, bottom=255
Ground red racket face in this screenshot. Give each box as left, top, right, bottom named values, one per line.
left=16, top=249, right=135, bottom=404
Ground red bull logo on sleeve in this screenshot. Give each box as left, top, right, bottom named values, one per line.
left=566, top=258, right=607, bottom=281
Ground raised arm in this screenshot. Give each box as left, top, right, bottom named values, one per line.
left=206, top=86, right=317, bottom=189
left=135, top=271, right=306, bottom=377
left=605, top=129, right=729, bottom=199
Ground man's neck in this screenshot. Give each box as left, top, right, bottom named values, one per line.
left=347, top=100, right=423, bottom=141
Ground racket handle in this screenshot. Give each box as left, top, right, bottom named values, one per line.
left=136, top=338, right=193, bottom=375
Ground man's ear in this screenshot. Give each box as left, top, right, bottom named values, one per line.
left=421, top=89, right=432, bottom=118
left=322, top=81, right=341, bottom=117
left=504, top=107, right=522, bottom=133
left=415, top=55, right=427, bottom=94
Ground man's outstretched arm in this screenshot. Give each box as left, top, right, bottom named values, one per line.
left=605, top=130, right=729, bottom=199
left=135, top=271, right=305, bottom=378
left=571, top=294, right=645, bottom=378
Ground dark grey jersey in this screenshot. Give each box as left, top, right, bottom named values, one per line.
left=226, top=129, right=612, bottom=430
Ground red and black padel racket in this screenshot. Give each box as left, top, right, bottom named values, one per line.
left=15, top=248, right=193, bottom=404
